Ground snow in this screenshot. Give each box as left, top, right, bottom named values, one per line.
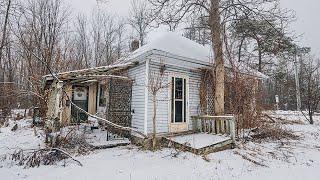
left=129, top=32, right=213, bottom=64
left=1, top=110, right=320, bottom=180
left=125, top=32, right=267, bottom=79
left=43, top=61, right=136, bottom=80
left=85, top=128, right=130, bottom=147
left=169, top=133, right=231, bottom=149
left=0, top=119, right=44, bottom=155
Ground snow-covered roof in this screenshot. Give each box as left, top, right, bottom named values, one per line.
left=128, top=32, right=213, bottom=64
left=44, top=32, right=267, bottom=80
left=125, top=32, right=267, bottom=79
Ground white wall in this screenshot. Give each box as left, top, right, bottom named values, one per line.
left=146, top=56, right=202, bottom=135
left=128, top=62, right=146, bottom=133
left=128, top=50, right=206, bottom=136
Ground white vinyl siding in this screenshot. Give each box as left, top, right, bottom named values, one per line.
left=127, top=51, right=204, bottom=136
left=128, top=62, right=146, bottom=133
left=147, top=58, right=202, bottom=134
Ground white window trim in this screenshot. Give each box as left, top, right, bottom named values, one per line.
left=168, top=73, right=190, bottom=129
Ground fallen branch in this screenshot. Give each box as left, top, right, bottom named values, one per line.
left=92, top=142, right=130, bottom=150
left=234, top=151, right=268, bottom=167
left=4, top=148, right=83, bottom=168
left=262, top=114, right=276, bottom=123
left=51, top=148, right=82, bottom=166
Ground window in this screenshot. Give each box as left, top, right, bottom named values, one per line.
left=171, top=76, right=187, bottom=123
left=99, top=85, right=106, bottom=107
left=175, top=78, right=183, bottom=99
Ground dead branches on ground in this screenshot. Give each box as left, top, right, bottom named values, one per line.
left=234, top=151, right=268, bottom=167
left=3, top=148, right=83, bottom=168
left=251, top=123, right=299, bottom=141
left=59, top=130, right=94, bottom=155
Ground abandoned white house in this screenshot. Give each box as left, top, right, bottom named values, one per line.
left=43, top=33, right=266, bottom=152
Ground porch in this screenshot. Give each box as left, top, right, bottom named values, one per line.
left=43, top=62, right=139, bottom=138
left=163, top=115, right=236, bottom=155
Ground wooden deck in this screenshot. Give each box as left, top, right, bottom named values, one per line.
left=163, top=133, right=234, bottom=155
left=163, top=115, right=236, bottom=155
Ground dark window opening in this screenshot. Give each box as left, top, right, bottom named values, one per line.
left=99, top=85, right=106, bottom=107
left=183, top=79, right=186, bottom=122
left=175, top=78, right=183, bottom=99
left=171, top=77, right=174, bottom=123
left=175, top=101, right=183, bottom=122
left=171, top=77, right=187, bottom=123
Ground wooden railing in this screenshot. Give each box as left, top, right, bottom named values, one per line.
left=191, top=115, right=236, bottom=143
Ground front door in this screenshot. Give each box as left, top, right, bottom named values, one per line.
left=169, top=75, right=189, bottom=133
left=71, top=85, right=89, bottom=123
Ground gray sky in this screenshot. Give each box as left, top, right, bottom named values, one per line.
left=66, top=0, right=320, bottom=57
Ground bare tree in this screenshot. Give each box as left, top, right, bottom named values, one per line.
left=91, top=11, right=121, bottom=66
left=15, top=0, right=69, bottom=116
left=0, top=0, right=12, bottom=66
left=115, top=17, right=126, bottom=59
left=129, top=0, right=152, bottom=46
left=74, top=14, right=91, bottom=68
left=149, top=0, right=225, bottom=115
left=184, top=11, right=210, bottom=45
left=148, top=61, right=167, bottom=150
left=91, top=10, right=103, bottom=66
left=149, top=0, right=295, bottom=116
left=300, top=56, right=320, bottom=124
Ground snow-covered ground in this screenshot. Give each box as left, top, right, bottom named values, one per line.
left=0, top=110, right=320, bottom=180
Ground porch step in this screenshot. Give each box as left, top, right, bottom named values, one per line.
left=163, top=133, right=235, bottom=155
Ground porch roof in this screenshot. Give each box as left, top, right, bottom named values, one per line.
left=43, top=62, right=138, bottom=83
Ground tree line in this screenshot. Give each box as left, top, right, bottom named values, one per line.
left=0, top=0, right=151, bottom=114
left=0, top=0, right=319, bottom=123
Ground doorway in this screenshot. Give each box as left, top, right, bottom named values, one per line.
left=71, top=85, right=89, bottom=123
left=169, top=75, right=189, bottom=133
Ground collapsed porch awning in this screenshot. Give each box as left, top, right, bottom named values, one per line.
left=43, top=61, right=138, bottom=84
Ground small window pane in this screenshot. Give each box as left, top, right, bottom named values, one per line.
left=175, top=78, right=183, bottom=99
left=99, top=86, right=106, bottom=107
left=73, top=87, right=88, bottom=101
left=175, top=101, right=183, bottom=122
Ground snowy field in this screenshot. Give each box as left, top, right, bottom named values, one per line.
left=0, top=110, right=320, bottom=180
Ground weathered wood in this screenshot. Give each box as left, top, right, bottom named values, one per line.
left=229, top=118, right=236, bottom=143
left=163, top=136, right=233, bottom=155
left=43, top=62, right=138, bottom=81
left=92, top=142, right=130, bottom=150
left=88, top=83, right=97, bottom=115
left=61, top=84, right=72, bottom=125
left=191, top=115, right=236, bottom=145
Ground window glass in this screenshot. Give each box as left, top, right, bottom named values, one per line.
left=183, top=79, right=186, bottom=122
left=171, top=77, right=174, bottom=123
left=73, top=87, right=87, bottom=101
left=175, top=101, right=183, bottom=122
left=99, top=86, right=106, bottom=107
left=175, top=78, right=183, bottom=99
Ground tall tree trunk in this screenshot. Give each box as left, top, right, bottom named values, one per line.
left=0, top=0, right=11, bottom=66
left=308, top=108, right=314, bottom=125
left=238, top=36, right=245, bottom=62
left=152, top=94, right=157, bottom=150
left=210, top=0, right=225, bottom=116
left=257, top=40, right=262, bottom=72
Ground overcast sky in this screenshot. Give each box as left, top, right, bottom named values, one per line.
left=65, top=0, right=320, bottom=57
